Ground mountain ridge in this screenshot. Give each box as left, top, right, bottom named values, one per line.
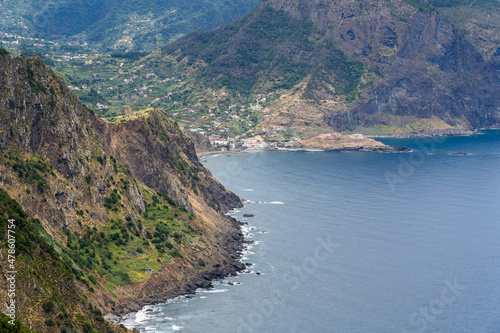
left=0, top=49, right=244, bottom=332
left=146, top=0, right=499, bottom=138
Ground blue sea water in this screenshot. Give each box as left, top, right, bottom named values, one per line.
left=122, top=130, right=500, bottom=333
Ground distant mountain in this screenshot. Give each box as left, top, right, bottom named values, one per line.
left=0, top=0, right=260, bottom=51
left=145, top=0, right=499, bottom=136
left=0, top=48, right=244, bottom=332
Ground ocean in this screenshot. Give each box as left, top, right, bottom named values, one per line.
left=122, top=130, right=500, bottom=333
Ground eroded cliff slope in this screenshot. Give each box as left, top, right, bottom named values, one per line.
left=0, top=49, right=244, bottom=332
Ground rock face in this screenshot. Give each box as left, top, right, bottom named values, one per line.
left=264, top=0, right=417, bottom=64
left=92, top=110, right=242, bottom=213
left=328, top=11, right=500, bottom=132
left=0, top=50, right=244, bottom=332
left=185, top=130, right=212, bottom=151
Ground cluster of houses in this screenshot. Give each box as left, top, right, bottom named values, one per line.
left=208, top=135, right=236, bottom=150
left=206, top=134, right=268, bottom=151
left=242, top=135, right=267, bottom=149
left=0, top=31, right=46, bottom=45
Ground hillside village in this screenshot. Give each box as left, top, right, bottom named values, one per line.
left=1, top=8, right=310, bottom=151
left=0, top=32, right=359, bottom=152
left=0, top=5, right=326, bottom=151
left=1, top=35, right=300, bottom=148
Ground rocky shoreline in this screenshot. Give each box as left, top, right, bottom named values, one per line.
left=197, top=145, right=412, bottom=160
left=324, top=145, right=411, bottom=153
left=365, top=128, right=480, bottom=138
left=112, top=128, right=488, bottom=327
left=106, top=215, right=247, bottom=323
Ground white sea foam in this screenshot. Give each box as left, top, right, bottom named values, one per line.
left=203, top=288, right=229, bottom=293
left=203, top=154, right=220, bottom=160
left=134, top=309, right=149, bottom=323
left=246, top=241, right=261, bottom=251
left=244, top=200, right=264, bottom=204
left=242, top=189, right=255, bottom=191
left=226, top=209, right=240, bottom=215
left=172, top=324, right=183, bottom=330
left=166, top=295, right=190, bottom=304
left=268, top=201, right=285, bottom=204
left=241, top=225, right=255, bottom=238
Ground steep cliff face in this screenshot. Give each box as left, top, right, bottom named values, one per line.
left=328, top=11, right=500, bottom=133
left=92, top=111, right=241, bottom=213
left=486, top=46, right=500, bottom=112
left=0, top=50, right=244, bottom=332
left=263, top=0, right=418, bottom=65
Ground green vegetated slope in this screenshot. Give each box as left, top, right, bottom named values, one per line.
left=0, top=0, right=260, bottom=51
left=0, top=189, right=125, bottom=333
left=2, top=0, right=498, bottom=144
left=0, top=312, right=33, bottom=333
left=116, top=3, right=376, bottom=140
left=161, top=6, right=365, bottom=101
left=0, top=49, right=244, bottom=332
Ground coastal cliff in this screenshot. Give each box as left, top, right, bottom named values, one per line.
left=328, top=11, right=500, bottom=133
left=0, top=49, right=244, bottom=332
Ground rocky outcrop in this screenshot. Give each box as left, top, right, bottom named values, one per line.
left=299, top=132, right=410, bottom=152
left=185, top=130, right=212, bottom=151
